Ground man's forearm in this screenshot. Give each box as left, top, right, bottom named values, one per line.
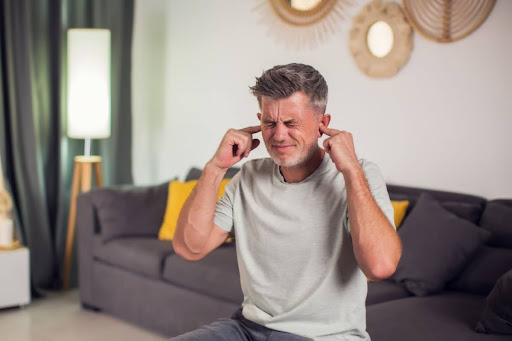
left=173, top=162, right=226, bottom=255
left=344, top=166, right=402, bottom=281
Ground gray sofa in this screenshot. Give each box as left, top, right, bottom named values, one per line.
left=77, top=168, right=512, bottom=339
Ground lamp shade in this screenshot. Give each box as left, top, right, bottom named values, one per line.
left=67, top=29, right=111, bottom=139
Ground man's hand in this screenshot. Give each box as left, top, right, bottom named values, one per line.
left=210, top=126, right=261, bottom=170
left=320, top=123, right=361, bottom=175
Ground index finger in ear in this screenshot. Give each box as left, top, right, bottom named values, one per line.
left=240, top=125, right=262, bottom=134
left=319, top=123, right=339, bottom=137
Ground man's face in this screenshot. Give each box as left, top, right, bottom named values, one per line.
left=257, top=91, right=323, bottom=168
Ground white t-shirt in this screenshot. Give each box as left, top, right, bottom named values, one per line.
left=214, top=154, right=395, bottom=340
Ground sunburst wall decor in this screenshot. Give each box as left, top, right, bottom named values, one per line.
left=254, top=0, right=353, bottom=49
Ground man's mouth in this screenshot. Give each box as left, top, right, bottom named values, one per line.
left=273, top=145, right=294, bottom=152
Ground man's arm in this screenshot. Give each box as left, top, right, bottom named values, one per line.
left=344, top=166, right=401, bottom=281
left=172, top=126, right=261, bottom=261
left=320, top=124, right=402, bottom=281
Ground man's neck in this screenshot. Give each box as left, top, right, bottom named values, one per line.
left=280, top=148, right=325, bottom=183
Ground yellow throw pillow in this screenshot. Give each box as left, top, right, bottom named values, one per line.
left=391, top=200, right=409, bottom=229
left=158, top=179, right=231, bottom=241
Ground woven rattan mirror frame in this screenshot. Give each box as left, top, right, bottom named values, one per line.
left=402, top=0, right=496, bottom=43
left=349, top=1, right=413, bottom=78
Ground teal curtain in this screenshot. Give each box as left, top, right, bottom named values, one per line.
left=0, top=0, right=134, bottom=293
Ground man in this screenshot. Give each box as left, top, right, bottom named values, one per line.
left=171, top=63, right=402, bottom=340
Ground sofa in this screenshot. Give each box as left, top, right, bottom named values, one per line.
left=77, top=167, right=512, bottom=340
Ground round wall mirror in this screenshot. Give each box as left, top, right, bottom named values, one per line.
left=289, top=0, right=323, bottom=11
left=367, top=21, right=394, bottom=58
left=349, top=1, right=413, bottom=78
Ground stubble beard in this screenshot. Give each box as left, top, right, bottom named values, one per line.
left=268, top=142, right=319, bottom=168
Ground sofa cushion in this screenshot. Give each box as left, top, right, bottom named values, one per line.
left=449, top=246, right=512, bottom=295
left=91, top=182, right=168, bottom=242
left=366, top=279, right=411, bottom=306
left=387, top=184, right=486, bottom=224
left=366, top=293, right=512, bottom=341
left=391, top=200, right=409, bottom=228
left=475, top=269, right=512, bottom=335
left=95, top=237, right=174, bottom=280
left=158, top=179, right=231, bottom=241
left=162, top=245, right=242, bottom=304
left=391, top=193, right=490, bottom=296
left=479, top=200, right=512, bottom=248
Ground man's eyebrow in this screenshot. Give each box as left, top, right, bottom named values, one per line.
left=282, top=118, right=297, bottom=123
left=262, top=117, right=299, bottom=124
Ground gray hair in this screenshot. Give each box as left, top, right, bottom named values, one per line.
left=249, top=63, right=328, bottom=114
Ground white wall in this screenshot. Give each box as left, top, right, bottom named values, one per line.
left=132, top=0, right=512, bottom=199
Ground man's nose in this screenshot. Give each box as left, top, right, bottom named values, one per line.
left=273, top=123, right=288, bottom=141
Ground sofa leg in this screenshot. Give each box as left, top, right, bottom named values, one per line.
left=81, top=302, right=101, bottom=312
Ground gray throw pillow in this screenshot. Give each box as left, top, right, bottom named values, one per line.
left=391, top=193, right=490, bottom=296
left=475, top=269, right=512, bottom=335
left=91, top=182, right=169, bottom=242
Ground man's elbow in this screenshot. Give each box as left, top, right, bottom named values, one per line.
left=366, top=263, right=397, bottom=281
left=172, top=238, right=204, bottom=262
left=365, top=254, right=401, bottom=281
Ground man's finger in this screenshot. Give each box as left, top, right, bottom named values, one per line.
left=319, top=124, right=340, bottom=137
left=240, top=125, right=262, bottom=134
left=251, top=139, right=260, bottom=151
left=323, top=139, right=331, bottom=152
left=243, top=139, right=260, bottom=158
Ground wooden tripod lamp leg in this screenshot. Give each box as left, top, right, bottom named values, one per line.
left=93, top=161, right=103, bottom=187
left=62, top=157, right=103, bottom=290
left=63, top=161, right=82, bottom=290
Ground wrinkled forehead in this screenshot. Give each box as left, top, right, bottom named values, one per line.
left=260, top=93, right=317, bottom=121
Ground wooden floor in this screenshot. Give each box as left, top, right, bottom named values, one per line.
left=0, top=289, right=166, bottom=341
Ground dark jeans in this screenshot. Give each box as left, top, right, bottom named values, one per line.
left=169, top=309, right=312, bottom=341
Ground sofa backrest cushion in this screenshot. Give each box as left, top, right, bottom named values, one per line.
left=391, top=192, right=491, bottom=296
left=479, top=200, right=512, bottom=248
left=387, top=184, right=486, bottom=224
left=448, top=246, right=512, bottom=295
left=90, top=181, right=169, bottom=242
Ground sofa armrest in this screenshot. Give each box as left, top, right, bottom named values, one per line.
left=76, top=182, right=169, bottom=307
left=77, top=191, right=100, bottom=307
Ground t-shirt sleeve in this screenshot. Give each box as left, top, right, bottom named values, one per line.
left=344, top=159, right=395, bottom=234
left=214, top=171, right=241, bottom=233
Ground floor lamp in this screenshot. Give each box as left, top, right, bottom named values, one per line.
left=63, top=29, right=111, bottom=290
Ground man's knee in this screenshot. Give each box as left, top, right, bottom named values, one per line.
left=169, top=319, right=246, bottom=341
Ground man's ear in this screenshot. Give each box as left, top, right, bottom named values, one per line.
left=257, top=113, right=262, bottom=122
left=318, top=114, right=331, bottom=137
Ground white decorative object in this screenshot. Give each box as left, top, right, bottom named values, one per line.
left=67, top=28, right=111, bottom=156
left=0, top=218, right=13, bottom=247
left=0, top=247, right=30, bottom=308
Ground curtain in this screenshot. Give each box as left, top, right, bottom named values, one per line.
left=0, top=0, right=134, bottom=293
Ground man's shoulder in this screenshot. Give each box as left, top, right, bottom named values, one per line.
left=357, top=158, right=377, bottom=170
left=357, top=158, right=382, bottom=177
